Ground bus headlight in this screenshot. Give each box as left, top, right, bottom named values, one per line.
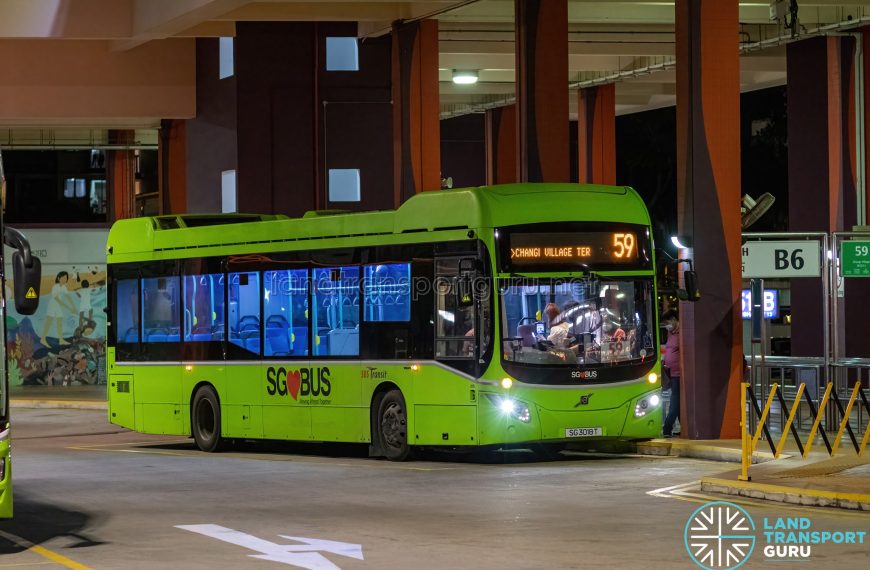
left=634, top=392, right=662, bottom=418
left=483, top=393, right=532, bottom=423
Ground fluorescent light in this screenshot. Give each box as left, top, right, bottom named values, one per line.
left=452, top=70, right=479, bottom=85
left=671, top=235, right=690, bottom=249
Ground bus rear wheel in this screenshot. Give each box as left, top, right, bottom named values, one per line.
left=378, top=390, right=412, bottom=461
left=192, top=385, right=223, bottom=452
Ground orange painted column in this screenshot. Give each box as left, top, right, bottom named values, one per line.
left=392, top=19, right=441, bottom=206
left=577, top=84, right=616, bottom=185
left=675, top=0, right=742, bottom=439
left=515, top=0, right=569, bottom=183
left=108, top=130, right=135, bottom=222
left=485, top=104, right=517, bottom=185
left=160, top=119, right=188, bottom=214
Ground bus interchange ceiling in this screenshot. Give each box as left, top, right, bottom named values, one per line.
left=0, top=1, right=867, bottom=117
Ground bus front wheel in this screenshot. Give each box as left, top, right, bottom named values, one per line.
left=378, top=389, right=412, bottom=461
left=192, top=385, right=223, bottom=452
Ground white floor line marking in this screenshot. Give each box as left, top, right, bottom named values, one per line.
left=176, top=524, right=363, bottom=570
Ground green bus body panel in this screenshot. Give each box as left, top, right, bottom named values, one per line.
left=0, top=438, right=11, bottom=519
left=107, top=184, right=649, bottom=261
left=106, top=184, right=661, bottom=449
left=109, top=363, right=662, bottom=446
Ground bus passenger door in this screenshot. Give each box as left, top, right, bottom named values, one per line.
left=261, top=269, right=312, bottom=441
left=310, top=265, right=362, bottom=442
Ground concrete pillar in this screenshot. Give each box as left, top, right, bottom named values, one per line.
left=864, top=27, right=870, bottom=224
left=440, top=115, right=486, bottom=188
left=108, top=130, right=136, bottom=221
left=392, top=19, right=441, bottom=205
left=186, top=37, right=237, bottom=214
left=675, top=0, right=743, bottom=439
left=159, top=119, right=187, bottom=215
left=515, top=0, right=569, bottom=183
left=186, top=25, right=393, bottom=216
left=577, top=84, right=616, bottom=185
left=485, top=104, right=517, bottom=185
left=787, top=36, right=861, bottom=361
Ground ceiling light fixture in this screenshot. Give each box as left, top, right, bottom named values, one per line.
left=452, top=70, right=479, bottom=85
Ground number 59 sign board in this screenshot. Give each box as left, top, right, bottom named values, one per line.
left=742, top=240, right=821, bottom=278
left=841, top=241, right=870, bottom=276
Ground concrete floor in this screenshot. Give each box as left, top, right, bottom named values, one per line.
left=1, top=409, right=868, bottom=569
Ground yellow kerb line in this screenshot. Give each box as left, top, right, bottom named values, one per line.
left=831, top=382, right=862, bottom=457
left=751, top=383, right=778, bottom=453
left=775, top=383, right=805, bottom=458
left=803, top=382, right=833, bottom=458
left=0, top=530, right=92, bottom=570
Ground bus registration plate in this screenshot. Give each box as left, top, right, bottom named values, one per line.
left=565, top=427, right=603, bottom=437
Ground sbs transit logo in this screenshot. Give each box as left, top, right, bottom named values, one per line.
left=684, top=501, right=756, bottom=570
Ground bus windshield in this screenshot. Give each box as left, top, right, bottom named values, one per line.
left=500, top=277, right=655, bottom=368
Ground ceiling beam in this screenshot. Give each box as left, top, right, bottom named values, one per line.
left=113, top=0, right=249, bottom=51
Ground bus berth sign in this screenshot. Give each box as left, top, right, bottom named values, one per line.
left=841, top=241, right=870, bottom=277
left=741, top=240, right=821, bottom=278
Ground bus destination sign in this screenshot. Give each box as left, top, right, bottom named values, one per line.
left=508, top=231, right=639, bottom=267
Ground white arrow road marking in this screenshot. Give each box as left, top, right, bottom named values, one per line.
left=176, top=524, right=364, bottom=570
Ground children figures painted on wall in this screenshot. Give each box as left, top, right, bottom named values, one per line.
left=40, top=271, right=77, bottom=347
left=78, top=279, right=93, bottom=327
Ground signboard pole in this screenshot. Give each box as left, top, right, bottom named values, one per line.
left=750, top=278, right=766, bottom=416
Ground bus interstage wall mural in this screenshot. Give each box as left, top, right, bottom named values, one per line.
left=3, top=229, right=108, bottom=387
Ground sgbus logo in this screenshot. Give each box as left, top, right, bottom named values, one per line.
left=266, top=366, right=331, bottom=400
left=684, top=501, right=756, bottom=570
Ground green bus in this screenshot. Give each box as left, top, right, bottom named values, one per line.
left=1, top=148, right=43, bottom=517
left=106, top=183, right=662, bottom=460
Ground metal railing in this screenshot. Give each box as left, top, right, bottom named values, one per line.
left=739, top=382, right=870, bottom=481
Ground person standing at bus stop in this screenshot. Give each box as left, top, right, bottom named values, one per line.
left=661, top=309, right=681, bottom=437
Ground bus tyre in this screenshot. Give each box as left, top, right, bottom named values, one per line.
left=192, top=385, right=223, bottom=452
left=378, top=390, right=412, bottom=461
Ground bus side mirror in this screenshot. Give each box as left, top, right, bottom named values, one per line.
left=683, top=270, right=701, bottom=302
left=11, top=250, right=41, bottom=315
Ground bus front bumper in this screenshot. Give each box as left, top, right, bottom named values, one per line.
left=477, top=390, right=662, bottom=446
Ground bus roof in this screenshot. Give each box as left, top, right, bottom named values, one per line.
left=107, top=183, right=649, bottom=261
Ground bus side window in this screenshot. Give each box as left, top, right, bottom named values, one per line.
left=115, top=279, right=140, bottom=344
left=364, top=263, right=410, bottom=322
left=183, top=273, right=225, bottom=342
left=141, top=277, right=180, bottom=343
left=264, top=269, right=308, bottom=357
left=228, top=271, right=261, bottom=355
left=434, top=259, right=475, bottom=359
left=312, top=266, right=359, bottom=357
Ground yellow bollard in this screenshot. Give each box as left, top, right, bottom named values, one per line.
left=739, top=382, right=751, bottom=481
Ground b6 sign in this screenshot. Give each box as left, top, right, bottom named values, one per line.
left=742, top=241, right=821, bottom=278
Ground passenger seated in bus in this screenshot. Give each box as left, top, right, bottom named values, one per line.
left=541, top=303, right=572, bottom=349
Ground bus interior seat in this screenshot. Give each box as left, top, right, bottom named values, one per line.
left=265, top=314, right=289, bottom=329
left=517, top=324, right=535, bottom=347
left=148, top=333, right=167, bottom=343
left=328, top=328, right=358, bottom=355
left=123, top=328, right=139, bottom=343
left=244, top=337, right=261, bottom=355
left=192, top=333, right=212, bottom=342
left=236, top=315, right=260, bottom=339
left=292, top=326, right=308, bottom=355
left=166, top=334, right=180, bottom=343
left=266, top=329, right=291, bottom=356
